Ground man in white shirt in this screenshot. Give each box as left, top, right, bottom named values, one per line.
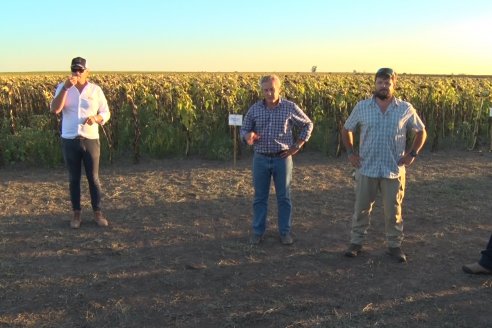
left=50, top=57, right=111, bottom=229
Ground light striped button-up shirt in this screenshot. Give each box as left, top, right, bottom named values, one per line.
left=344, top=97, right=425, bottom=179
left=240, top=98, right=313, bottom=154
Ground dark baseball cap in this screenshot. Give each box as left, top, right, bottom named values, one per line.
left=71, top=57, right=88, bottom=70
left=375, top=67, right=396, bottom=79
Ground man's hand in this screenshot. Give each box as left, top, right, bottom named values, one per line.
left=244, top=132, right=260, bottom=145
left=348, top=153, right=362, bottom=168
left=64, top=75, right=78, bottom=90
left=398, top=153, right=416, bottom=166
left=280, top=148, right=298, bottom=158
left=84, top=115, right=99, bottom=126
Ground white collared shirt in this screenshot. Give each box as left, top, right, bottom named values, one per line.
left=54, top=81, right=110, bottom=139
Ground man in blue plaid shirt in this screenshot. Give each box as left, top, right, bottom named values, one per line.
left=240, top=75, right=313, bottom=245
left=342, top=68, right=427, bottom=262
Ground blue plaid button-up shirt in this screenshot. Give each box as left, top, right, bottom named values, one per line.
left=240, top=98, right=313, bottom=154
left=344, top=97, right=425, bottom=179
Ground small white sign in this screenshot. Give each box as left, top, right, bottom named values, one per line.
left=489, top=107, right=492, bottom=117
left=229, top=114, right=243, bottom=126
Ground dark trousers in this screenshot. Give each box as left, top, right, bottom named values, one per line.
left=479, top=233, right=492, bottom=270
left=62, top=138, right=102, bottom=211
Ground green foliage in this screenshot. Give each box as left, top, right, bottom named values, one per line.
left=0, top=120, right=62, bottom=166
left=200, top=132, right=233, bottom=160
left=1, top=72, right=491, bottom=166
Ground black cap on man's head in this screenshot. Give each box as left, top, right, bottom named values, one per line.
left=71, top=57, right=88, bottom=70
left=375, top=67, right=396, bottom=80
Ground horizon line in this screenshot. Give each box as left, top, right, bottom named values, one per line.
left=1, top=70, right=491, bottom=77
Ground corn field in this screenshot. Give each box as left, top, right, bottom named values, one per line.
left=0, top=72, right=491, bottom=166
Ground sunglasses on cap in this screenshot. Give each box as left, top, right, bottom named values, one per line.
left=375, top=68, right=395, bottom=78
left=71, top=68, right=85, bottom=73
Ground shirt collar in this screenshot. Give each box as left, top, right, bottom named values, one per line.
left=262, top=97, right=283, bottom=109
left=371, top=96, right=400, bottom=107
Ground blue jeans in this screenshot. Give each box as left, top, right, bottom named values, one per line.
left=252, top=153, right=293, bottom=236
left=61, top=138, right=102, bottom=211
left=479, top=233, right=492, bottom=270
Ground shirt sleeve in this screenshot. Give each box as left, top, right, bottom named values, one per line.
left=344, top=102, right=361, bottom=131
left=291, top=103, right=313, bottom=141
left=239, top=105, right=255, bottom=140
left=52, top=83, right=64, bottom=100
left=406, top=105, right=425, bottom=132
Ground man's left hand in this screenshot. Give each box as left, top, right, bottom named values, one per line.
left=398, top=153, right=416, bottom=166
left=280, top=147, right=299, bottom=158
left=84, top=115, right=99, bottom=126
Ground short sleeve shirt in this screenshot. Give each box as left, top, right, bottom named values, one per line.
left=344, top=97, right=425, bottom=178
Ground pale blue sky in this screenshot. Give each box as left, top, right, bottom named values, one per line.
left=1, top=0, right=491, bottom=74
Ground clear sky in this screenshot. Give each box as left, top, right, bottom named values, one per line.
left=1, top=0, right=491, bottom=74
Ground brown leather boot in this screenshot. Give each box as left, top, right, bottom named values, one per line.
left=70, top=210, right=81, bottom=229
left=94, top=211, right=109, bottom=227
left=344, top=243, right=362, bottom=257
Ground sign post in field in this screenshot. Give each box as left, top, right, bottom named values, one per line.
left=228, top=114, right=243, bottom=168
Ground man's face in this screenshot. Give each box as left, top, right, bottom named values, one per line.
left=374, top=77, right=395, bottom=100
left=262, top=79, right=280, bottom=105
left=71, top=68, right=88, bottom=81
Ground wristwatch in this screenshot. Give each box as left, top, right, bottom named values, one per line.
left=292, top=144, right=300, bottom=150
left=409, top=150, right=418, bottom=157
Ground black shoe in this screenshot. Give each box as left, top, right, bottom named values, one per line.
left=280, top=233, right=293, bottom=245
left=344, top=244, right=362, bottom=257
left=249, top=234, right=263, bottom=245
left=387, top=247, right=407, bottom=263
left=462, top=262, right=492, bottom=274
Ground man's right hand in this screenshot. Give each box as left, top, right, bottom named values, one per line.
left=348, top=153, right=362, bottom=168
left=245, top=132, right=260, bottom=145
left=64, top=75, right=78, bottom=89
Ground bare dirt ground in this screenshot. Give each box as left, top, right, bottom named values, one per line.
left=1, top=150, right=491, bottom=328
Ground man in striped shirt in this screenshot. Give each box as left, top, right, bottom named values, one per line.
left=240, top=75, right=313, bottom=245
left=342, top=68, right=427, bottom=262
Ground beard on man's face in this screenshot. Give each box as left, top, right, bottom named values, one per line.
left=374, top=88, right=391, bottom=100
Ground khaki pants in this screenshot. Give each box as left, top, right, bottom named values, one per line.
left=350, top=171, right=405, bottom=248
